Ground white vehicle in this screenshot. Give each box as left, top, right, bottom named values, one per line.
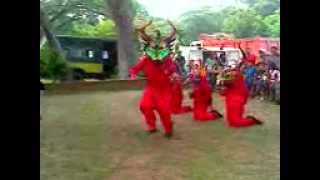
left=201, top=46, right=243, bottom=67
left=182, top=42, right=243, bottom=67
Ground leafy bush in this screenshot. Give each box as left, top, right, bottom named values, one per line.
left=40, top=44, right=69, bottom=81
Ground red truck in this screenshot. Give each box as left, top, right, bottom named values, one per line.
left=199, top=33, right=280, bottom=57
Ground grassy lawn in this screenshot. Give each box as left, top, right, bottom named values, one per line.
left=40, top=90, right=280, bottom=180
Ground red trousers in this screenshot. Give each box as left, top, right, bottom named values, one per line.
left=170, top=82, right=192, bottom=114
left=192, top=86, right=219, bottom=121
left=225, top=95, right=256, bottom=127
left=139, top=87, right=173, bottom=134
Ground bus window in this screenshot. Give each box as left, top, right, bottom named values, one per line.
left=87, top=50, right=95, bottom=59
left=102, top=50, right=109, bottom=60
left=69, top=49, right=82, bottom=59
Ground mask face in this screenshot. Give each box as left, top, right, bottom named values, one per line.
left=145, top=47, right=170, bottom=62
left=137, top=21, right=177, bottom=62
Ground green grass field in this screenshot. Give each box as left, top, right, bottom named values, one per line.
left=40, top=91, right=280, bottom=180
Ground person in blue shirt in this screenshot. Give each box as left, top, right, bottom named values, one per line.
left=243, top=60, right=257, bottom=93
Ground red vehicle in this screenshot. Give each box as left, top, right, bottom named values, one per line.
left=199, top=33, right=280, bottom=57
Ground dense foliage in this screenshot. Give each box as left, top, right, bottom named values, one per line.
left=40, top=0, right=280, bottom=79
left=40, top=44, right=69, bottom=81
left=178, top=0, right=280, bottom=43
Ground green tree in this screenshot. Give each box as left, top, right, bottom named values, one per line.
left=177, top=7, right=225, bottom=44
left=41, top=0, right=149, bottom=35
left=40, top=0, right=100, bottom=35
left=222, top=9, right=268, bottom=38
left=264, top=9, right=280, bottom=37
left=253, top=0, right=280, bottom=16
left=40, top=44, right=69, bottom=81
left=40, top=6, right=65, bottom=56
left=71, top=19, right=116, bottom=38
left=240, top=0, right=259, bottom=6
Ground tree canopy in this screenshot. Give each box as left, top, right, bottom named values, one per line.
left=40, top=0, right=280, bottom=79
left=41, top=0, right=280, bottom=43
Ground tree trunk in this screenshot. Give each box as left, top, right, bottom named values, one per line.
left=40, top=26, right=44, bottom=43
left=115, top=16, right=135, bottom=79
left=40, top=26, right=47, bottom=49
left=106, top=0, right=135, bottom=79
left=40, top=7, right=65, bottom=57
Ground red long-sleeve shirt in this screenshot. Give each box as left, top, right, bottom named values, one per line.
left=130, top=55, right=176, bottom=90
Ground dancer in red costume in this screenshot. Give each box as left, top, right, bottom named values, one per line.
left=130, top=20, right=178, bottom=138
left=185, top=65, right=222, bottom=121
left=218, top=67, right=263, bottom=127
left=169, top=60, right=192, bottom=114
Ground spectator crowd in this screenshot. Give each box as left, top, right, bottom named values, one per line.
left=174, top=46, right=280, bottom=105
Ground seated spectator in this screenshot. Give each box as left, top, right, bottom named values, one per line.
left=175, top=51, right=187, bottom=76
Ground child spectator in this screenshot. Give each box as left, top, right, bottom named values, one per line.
left=207, top=64, right=223, bottom=90
left=269, top=66, right=280, bottom=104
left=254, top=62, right=269, bottom=100
left=242, top=60, right=257, bottom=94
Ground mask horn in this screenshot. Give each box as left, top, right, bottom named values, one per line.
left=136, top=20, right=153, bottom=43
left=162, top=20, right=177, bottom=44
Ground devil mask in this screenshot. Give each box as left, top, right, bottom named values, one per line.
left=136, top=20, right=177, bottom=62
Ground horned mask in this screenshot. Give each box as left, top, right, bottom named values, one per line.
left=136, top=20, right=177, bottom=62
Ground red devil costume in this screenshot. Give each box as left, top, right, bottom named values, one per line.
left=219, top=68, right=263, bottom=127
left=187, top=67, right=222, bottom=121
left=169, top=62, right=192, bottom=114
left=130, top=20, right=178, bottom=137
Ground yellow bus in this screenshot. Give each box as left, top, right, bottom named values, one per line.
left=57, top=35, right=117, bottom=80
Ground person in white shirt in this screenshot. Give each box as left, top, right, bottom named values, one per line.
left=102, top=50, right=109, bottom=60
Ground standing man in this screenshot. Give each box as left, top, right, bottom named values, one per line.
left=269, top=66, right=280, bottom=104
left=265, top=46, right=280, bottom=70
left=258, top=49, right=268, bottom=64
left=102, top=50, right=109, bottom=60
left=175, top=51, right=187, bottom=76
left=205, top=53, right=218, bottom=88
left=101, top=50, right=111, bottom=78
left=265, top=46, right=280, bottom=103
